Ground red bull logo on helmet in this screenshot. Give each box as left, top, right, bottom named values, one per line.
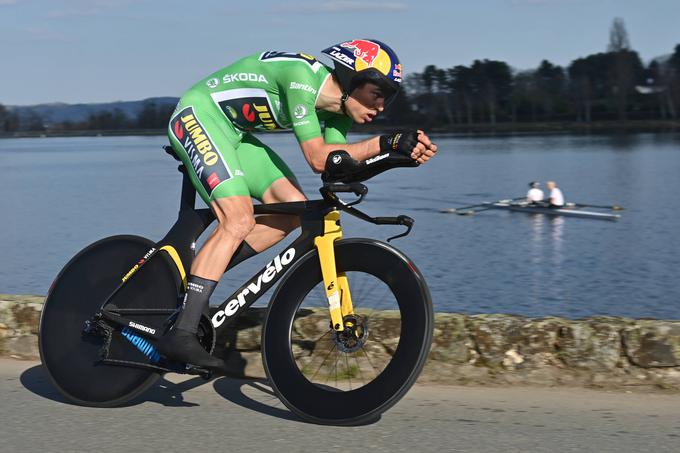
left=341, top=39, right=381, bottom=66
left=323, top=39, right=402, bottom=87
left=338, top=39, right=397, bottom=80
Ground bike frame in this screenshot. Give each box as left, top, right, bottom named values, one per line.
left=96, top=151, right=412, bottom=344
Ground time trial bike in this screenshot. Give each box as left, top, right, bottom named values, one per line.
left=39, top=146, right=434, bottom=426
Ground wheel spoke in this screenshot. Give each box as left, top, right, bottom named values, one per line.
left=312, top=329, right=333, bottom=343
left=353, top=351, right=366, bottom=385
left=330, top=347, right=339, bottom=388
left=309, top=340, right=338, bottom=383
left=294, top=272, right=401, bottom=390
left=361, top=345, right=382, bottom=380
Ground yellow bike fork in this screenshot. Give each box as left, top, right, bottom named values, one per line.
left=313, top=210, right=354, bottom=331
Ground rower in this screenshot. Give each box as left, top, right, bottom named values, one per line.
left=526, top=181, right=544, bottom=204
left=546, top=181, right=565, bottom=207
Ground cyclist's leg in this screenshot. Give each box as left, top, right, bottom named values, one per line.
left=165, top=95, right=255, bottom=370
left=237, top=133, right=306, bottom=253
left=193, top=195, right=255, bottom=279
left=168, top=94, right=257, bottom=280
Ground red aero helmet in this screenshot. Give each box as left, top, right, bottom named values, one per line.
left=321, top=39, right=402, bottom=102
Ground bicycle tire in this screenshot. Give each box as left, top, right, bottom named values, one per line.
left=39, top=235, right=182, bottom=407
left=262, top=238, right=433, bottom=425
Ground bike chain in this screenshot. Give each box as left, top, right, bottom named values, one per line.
left=100, top=358, right=172, bottom=374
left=100, top=358, right=212, bottom=379
left=85, top=314, right=213, bottom=379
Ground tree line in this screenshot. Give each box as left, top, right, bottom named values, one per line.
left=388, top=19, right=680, bottom=126
left=2, top=19, right=679, bottom=134
left=0, top=101, right=176, bottom=133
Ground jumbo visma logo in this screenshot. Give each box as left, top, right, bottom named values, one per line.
left=172, top=107, right=219, bottom=179
left=171, top=106, right=232, bottom=195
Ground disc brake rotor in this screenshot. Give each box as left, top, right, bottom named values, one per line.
left=332, top=314, right=369, bottom=353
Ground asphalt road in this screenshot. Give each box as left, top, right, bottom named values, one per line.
left=2, top=359, right=679, bottom=453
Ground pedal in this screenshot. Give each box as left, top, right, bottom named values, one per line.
left=185, top=364, right=213, bottom=380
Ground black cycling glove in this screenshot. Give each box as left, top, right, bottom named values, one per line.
left=322, top=150, right=360, bottom=182
left=379, top=131, right=419, bottom=157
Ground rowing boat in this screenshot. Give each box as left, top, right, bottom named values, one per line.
left=485, top=202, right=621, bottom=221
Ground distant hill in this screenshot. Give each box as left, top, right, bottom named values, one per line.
left=7, top=97, right=179, bottom=125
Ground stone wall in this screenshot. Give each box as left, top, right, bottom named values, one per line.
left=3, top=294, right=679, bottom=390
left=0, top=295, right=43, bottom=359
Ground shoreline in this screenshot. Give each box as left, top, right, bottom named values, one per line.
left=1, top=120, right=679, bottom=139
left=2, top=294, right=679, bottom=391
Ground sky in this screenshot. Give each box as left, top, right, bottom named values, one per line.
left=2, top=0, right=679, bottom=105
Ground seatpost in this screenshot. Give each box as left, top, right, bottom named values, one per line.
left=163, top=145, right=197, bottom=212
left=178, top=165, right=196, bottom=211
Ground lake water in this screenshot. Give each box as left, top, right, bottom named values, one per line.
left=1, top=133, right=679, bottom=319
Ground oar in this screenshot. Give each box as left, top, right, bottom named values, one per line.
left=441, top=197, right=525, bottom=215
left=455, top=205, right=496, bottom=216
left=568, top=202, right=625, bottom=211
left=440, top=202, right=490, bottom=214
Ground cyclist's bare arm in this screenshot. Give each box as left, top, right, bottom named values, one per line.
left=300, top=136, right=381, bottom=173
left=300, top=131, right=438, bottom=172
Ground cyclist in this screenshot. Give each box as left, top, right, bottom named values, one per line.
left=159, top=39, right=438, bottom=371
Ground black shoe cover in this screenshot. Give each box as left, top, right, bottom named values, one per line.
left=157, top=328, right=225, bottom=372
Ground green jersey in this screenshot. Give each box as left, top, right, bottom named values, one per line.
left=185, top=51, right=352, bottom=144
left=168, top=51, right=352, bottom=205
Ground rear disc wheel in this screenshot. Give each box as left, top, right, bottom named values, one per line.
left=39, top=235, right=181, bottom=407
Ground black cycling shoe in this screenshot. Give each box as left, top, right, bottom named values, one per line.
left=157, top=328, right=226, bottom=372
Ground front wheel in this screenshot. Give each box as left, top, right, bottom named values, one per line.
left=262, top=239, right=433, bottom=425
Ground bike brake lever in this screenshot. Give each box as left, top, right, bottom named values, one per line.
left=321, top=182, right=367, bottom=205
left=345, top=190, right=366, bottom=207
left=387, top=215, right=414, bottom=242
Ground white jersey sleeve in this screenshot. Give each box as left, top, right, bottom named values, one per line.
left=550, top=188, right=565, bottom=206
left=527, top=188, right=544, bottom=202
